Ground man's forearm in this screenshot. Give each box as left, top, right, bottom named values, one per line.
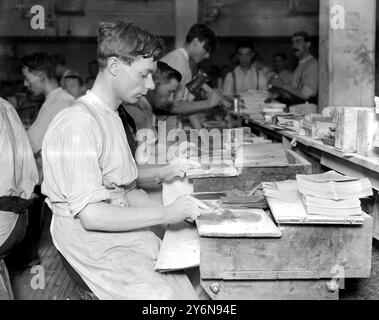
left=280, top=84, right=308, bottom=100
left=171, top=100, right=212, bottom=115
left=79, top=201, right=165, bottom=232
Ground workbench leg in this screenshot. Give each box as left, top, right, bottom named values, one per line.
left=372, top=190, right=379, bottom=240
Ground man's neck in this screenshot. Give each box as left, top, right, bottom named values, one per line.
left=298, top=52, right=311, bottom=62
left=91, top=72, right=121, bottom=111
left=239, top=64, right=252, bottom=73
left=43, top=80, right=59, bottom=97
left=182, top=44, right=192, bottom=60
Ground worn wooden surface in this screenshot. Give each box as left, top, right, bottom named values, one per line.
left=192, top=149, right=311, bottom=192
left=197, top=209, right=281, bottom=238
left=201, top=279, right=338, bottom=300
left=200, top=213, right=372, bottom=280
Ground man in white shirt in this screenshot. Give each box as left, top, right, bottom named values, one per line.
left=270, top=31, right=318, bottom=110
left=223, top=42, right=268, bottom=97
left=42, top=21, right=201, bottom=299
left=21, top=52, right=75, bottom=180
left=0, top=98, right=38, bottom=265
left=161, top=23, right=222, bottom=129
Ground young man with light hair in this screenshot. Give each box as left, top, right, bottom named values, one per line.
left=42, top=21, right=201, bottom=300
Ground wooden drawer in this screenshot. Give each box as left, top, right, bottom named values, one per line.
left=201, top=279, right=339, bottom=300
left=200, top=213, right=372, bottom=280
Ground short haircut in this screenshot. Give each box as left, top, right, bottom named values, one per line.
left=63, top=74, right=84, bottom=87
left=97, top=21, right=165, bottom=69
left=185, top=23, right=218, bottom=54
left=293, top=31, right=311, bottom=43
left=274, top=53, right=287, bottom=61
left=153, top=61, right=182, bottom=87
left=235, top=42, right=255, bottom=53
left=21, top=52, right=57, bottom=79
left=51, top=53, right=66, bottom=66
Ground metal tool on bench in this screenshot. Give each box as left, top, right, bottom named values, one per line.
left=186, top=70, right=233, bottom=109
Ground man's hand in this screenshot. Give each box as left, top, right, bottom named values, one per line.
left=270, top=77, right=285, bottom=89
left=160, top=164, right=186, bottom=182
left=164, top=195, right=201, bottom=224
left=207, top=90, right=223, bottom=108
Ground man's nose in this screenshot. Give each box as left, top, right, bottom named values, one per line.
left=145, top=74, right=155, bottom=90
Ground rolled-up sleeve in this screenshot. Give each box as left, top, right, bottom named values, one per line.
left=42, top=111, right=110, bottom=217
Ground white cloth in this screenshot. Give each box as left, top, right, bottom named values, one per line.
left=161, top=47, right=194, bottom=103
left=0, top=98, right=38, bottom=246
left=42, top=91, right=196, bottom=299
left=223, top=65, right=268, bottom=97
left=27, top=87, right=75, bottom=154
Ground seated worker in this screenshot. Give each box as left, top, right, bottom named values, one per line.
left=270, top=31, right=318, bottom=114
left=223, top=42, right=268, bottom=97
left=0, top=97, right=38, bottom=264
left=22, top=52, right=75, bottom=176
left=119, top=61, right=186, bottom=187
left=269, top=53, right=293, bottom=85
left=62, top=72, right=86, bottom=99
left=161, top=23, right=222, bottom=129
left=41, top=21, right=201, bottom=300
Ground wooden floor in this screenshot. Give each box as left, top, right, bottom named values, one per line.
left=10, top=215, right=80, bottom=300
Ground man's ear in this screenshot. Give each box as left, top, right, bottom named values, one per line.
left=306, top=42, right=311, bottom=50
left=106, top=57, right=121, bottom=76
left=38, top=72, right=47, bottom=84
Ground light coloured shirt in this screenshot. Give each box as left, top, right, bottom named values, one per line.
left=27, top=87, right=75, bottom=154
left=223, top=65, right=268, bottom=97
left=41, top=91, right=194, bottom=299
left=0, top=98, right=38, bottom=246
left=292, top=55, right=318, bottom=99
left=161, top=47, right=194, bottom=103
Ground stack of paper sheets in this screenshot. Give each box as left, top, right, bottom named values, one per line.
left=296, top=171, right=372, bottom=217
left=262, top=180, right=366, bottom=225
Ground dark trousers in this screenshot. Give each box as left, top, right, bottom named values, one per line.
left=4, top=187, right=46, bottom=271
left=0, top=213, right=28, bottom=258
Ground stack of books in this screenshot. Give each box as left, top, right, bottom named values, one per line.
left=296, top=171, right=372, bottom=217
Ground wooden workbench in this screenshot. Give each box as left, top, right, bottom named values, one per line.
left=230, top=112, right=379, bottom=240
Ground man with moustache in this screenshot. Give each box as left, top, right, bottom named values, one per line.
left=270, top=31, right=318, bottom=112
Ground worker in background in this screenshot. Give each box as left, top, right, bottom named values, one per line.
left=161, top=23, right=222, bottom=129
left=51, top=53, right=73, bottom=86
left=0, top=98, right=38, bottom=271
left=119, top=61, right=186, bottom=188
left=41, top=21, right=201, bottom=299
left=223, top=42, right=268, bottom=97
left=268, top=53, right=293, bottom=85
left=62, top=72, right=86, bottom=99
left=22, top=52, right=75, bottom=178
left=270, top=31, right=318, bottom=114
